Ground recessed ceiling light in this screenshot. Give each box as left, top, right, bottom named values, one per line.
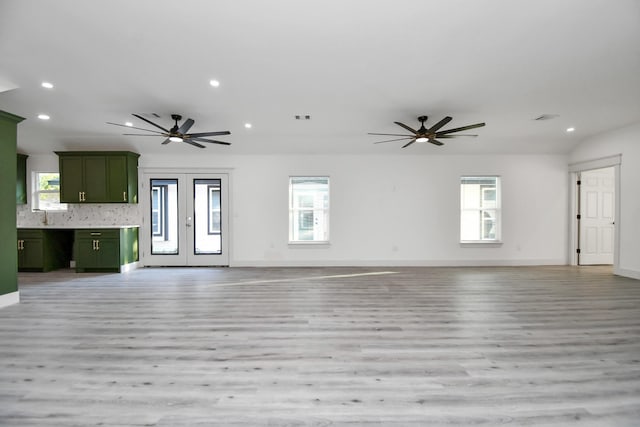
left=244, top=123, right=252, bottom=129
left=41, top=82, right=54, bottom=89
left=37, top=114, right=50, bottom=120
left=566, top=127, right=575, bottom=132
left=125, top=122, right=133, bottom=127
left=209, top=79, right=220, bottom=87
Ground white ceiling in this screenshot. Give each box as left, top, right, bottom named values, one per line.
left=1, top=0, right=639, bottom=156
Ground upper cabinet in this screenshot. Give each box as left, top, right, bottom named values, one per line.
left=56, top=151, right=139, bottom=203
left=17, top=153, right=28, bottom=204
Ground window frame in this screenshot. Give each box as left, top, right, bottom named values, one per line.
left=460, top=175, right=502, bottom=244
left=207, top=184, right=221, bottom=236
left=288, top=176, right=330, bottom=244
left=32, top=172, right=67, bottom=212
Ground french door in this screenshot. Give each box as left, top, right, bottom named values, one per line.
left=142, top=171, right=229, bottom=266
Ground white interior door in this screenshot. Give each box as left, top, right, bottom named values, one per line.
left=142, top=172, right=229, bottom=266
left=579, top=167, right=615, bottom=265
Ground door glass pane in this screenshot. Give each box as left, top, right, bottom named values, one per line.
left=151, top=179, right=179, bottom=254
left=194, top=179, right=222, bottom=255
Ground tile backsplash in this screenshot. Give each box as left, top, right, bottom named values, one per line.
left=17, top=204, right=142, bottom=227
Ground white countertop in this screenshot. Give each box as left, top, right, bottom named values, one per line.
left=18, top=225, right=140, bottom=229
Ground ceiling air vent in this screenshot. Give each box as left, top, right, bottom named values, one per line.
left=295, top=115, right=311, bottom=120
left=534, top=114, right=559, bottom=121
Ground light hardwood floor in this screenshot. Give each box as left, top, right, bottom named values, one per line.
left=1, top=266, right=639, bottom=426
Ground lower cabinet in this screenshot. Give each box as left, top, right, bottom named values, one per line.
left=17, top=229, right=73, bottom=272
left=74, top=227, right=138, bottom=272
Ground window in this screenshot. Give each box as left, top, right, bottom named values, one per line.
left=32, top=172, right=66, bottom=211
left=151, top=184, right=168, bottom=238
left=208, top=184, right=221, bottom=235
left=460, top=176, right=501, bottom=242
left=289, top=176, right=329, bottom=243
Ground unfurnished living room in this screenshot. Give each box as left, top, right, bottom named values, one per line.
left=1, top=1, right=639, bottom=426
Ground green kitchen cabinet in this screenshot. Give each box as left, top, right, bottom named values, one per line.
left=17, top=153, right=28, bottom=204
left=17, top=229, right=73, bottom=272
left=74, top=227, right=138, bottom=272
left=107, top=154, right=139, bottom=203
left=1, top=110, right=24, bottom=300
left=56, top=151, right=139, bottom=203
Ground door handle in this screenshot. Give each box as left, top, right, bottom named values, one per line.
left=123, top=191, right=127, bottom=201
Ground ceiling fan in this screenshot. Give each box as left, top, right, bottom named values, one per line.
left=369, top=115, right=485, bottom=148
left=107, top=114, right=231, bottom=148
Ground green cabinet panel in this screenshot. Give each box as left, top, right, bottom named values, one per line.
left=83, top=156, right=107, bottom=202
left=107, top=155, right=138, bottom=203
left=75, top=227, right=138, bottom=272
left=17, top=153, right=28, bottom=204
left=56, top=151, right=139, bottom=203
left=18, top=237, right=44, bottom=270
left=0, top=110, right=24, bottom=298
left=59, top=156, right=84, bottom=203
left=17, top=229, right=73, bottom=272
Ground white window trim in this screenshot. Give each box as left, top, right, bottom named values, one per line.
left=288, top=176, right=330, bottom=244
left=460, top=175, right=501, bottom=244
left=32, top=172, right=67, bottom=212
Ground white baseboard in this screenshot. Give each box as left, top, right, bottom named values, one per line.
left=230, top=258, right=567, bottom=268
left=120, top=261, right=140, bottom=273
left=615, top=267, right=640, bottom=281
left=0, top=291, right=19, bottom=309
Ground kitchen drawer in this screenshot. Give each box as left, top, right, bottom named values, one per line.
left=18, top=229, right=44, bottom=239
left=75, top=229, right=120, bottom=239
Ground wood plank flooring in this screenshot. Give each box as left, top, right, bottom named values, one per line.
left=1, top=266, right=639, bottom=426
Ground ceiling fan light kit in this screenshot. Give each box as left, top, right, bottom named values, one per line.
left=370, top=115, right=485, bottom=148
left=107, top=113, right=231, bottom=149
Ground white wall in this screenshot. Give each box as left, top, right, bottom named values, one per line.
left=20, top=152, right=569, bottom=267
left=141, top=153, right=569, bottom=266
left=569, top=122, right=640, bottom=279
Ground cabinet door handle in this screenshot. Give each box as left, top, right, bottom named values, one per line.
left=79, top=191, right=82, bottom=202
left=17, top=240, right=23, bottom=250
left=95, top=240, right=100, bottom=251
left=123, top=191, right=127, bottom=201
left=92, top=239, right=96, bottom=250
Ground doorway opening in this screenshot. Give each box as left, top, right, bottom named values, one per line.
left=569, top=155, right=621, bottom=269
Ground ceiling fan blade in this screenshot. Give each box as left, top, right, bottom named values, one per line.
left=402, top=139, right=417, bottom=148
left=177, top=118, right=195, bottom=134
left=428, top=116, right=452, bottom=133
left=122, top=133, right=168, bottom=136
left=132, top=114, right=171, bottom=133
left=106, top=122, right=165, bottom=134
left=394, top=121, right=418, bottom=134
left=183, top=139, right=206, bottom=148
left=187, top=131, right=231, bottom=137
left=189, top=137, right=231, bottom=145
left=436, top=134, right=478, bottom=138
left=161, top=138, right=171, bottom=145
left=368, top=132, right=413, bottom=137
left=373, top=137, right=414, bottom=144
left=429, top=139, right=445, bottom=146
left=437, top=122, right=486, bottom=135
